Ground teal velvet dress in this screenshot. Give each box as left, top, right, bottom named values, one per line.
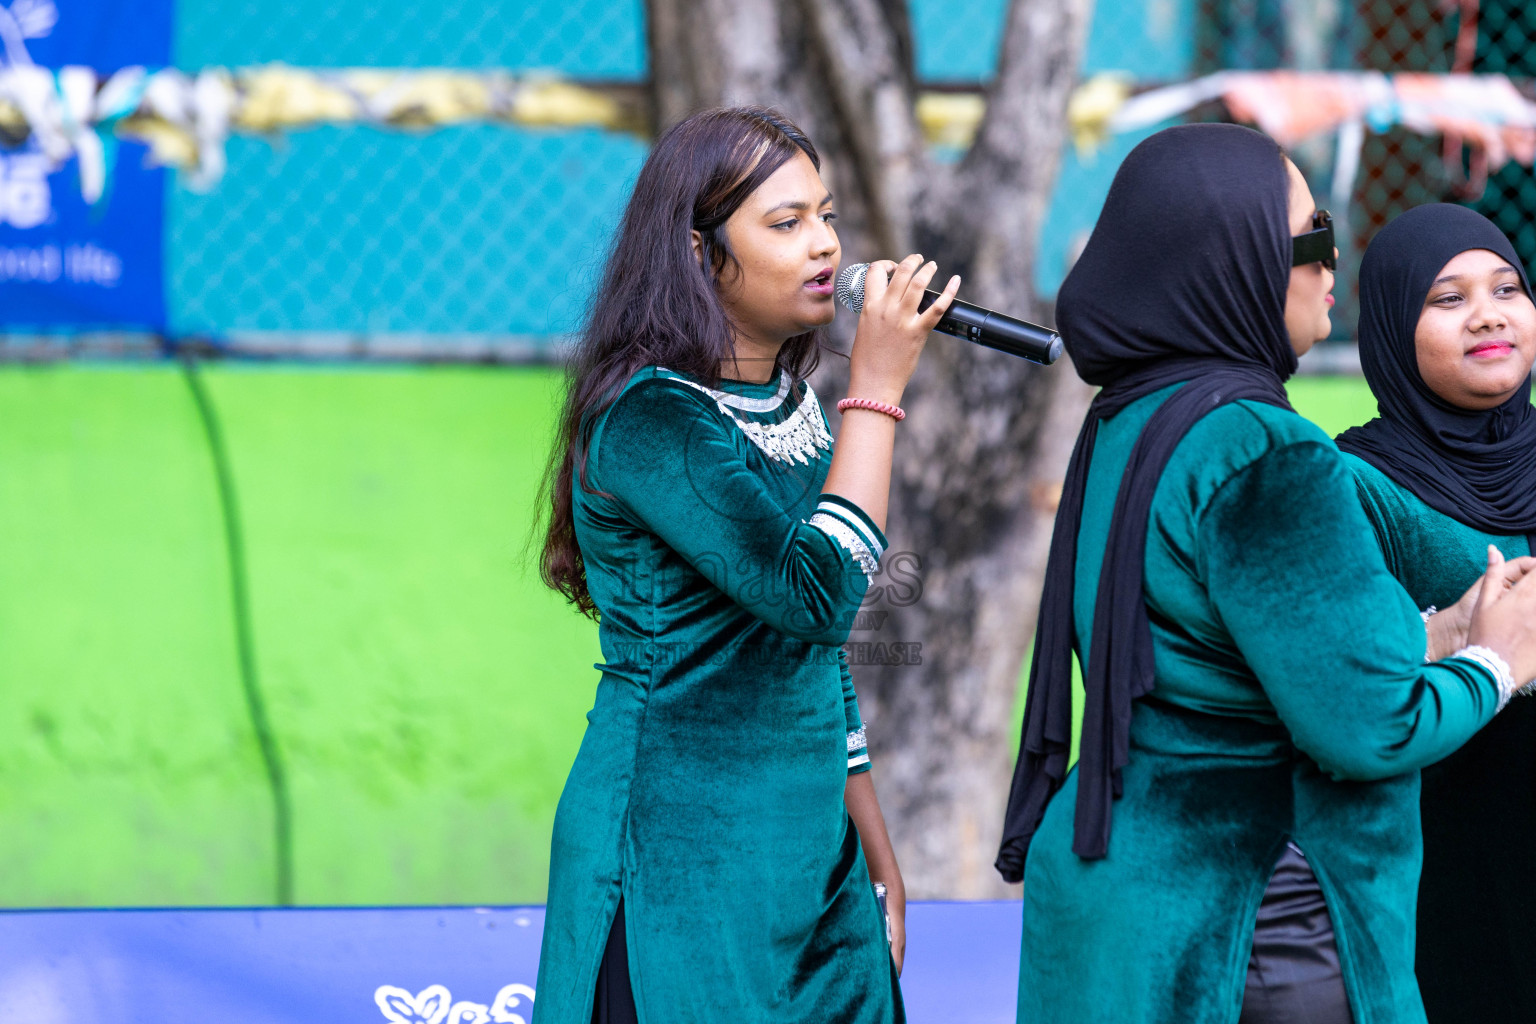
left=1017, top=387, right=1506, bottom=1024
left=1343, top=452, right=1534, bottom=1022
left=534, top=367, right=900, bottom=1024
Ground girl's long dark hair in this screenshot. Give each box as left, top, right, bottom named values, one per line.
left=539, top=106, right=825, bottom=617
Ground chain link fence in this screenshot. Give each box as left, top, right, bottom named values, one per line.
left=3, top=0, right=1531, bottom=355
left=1465, top=0, right=1536, bottom=277
left=1181, top=0, right=1533, bottom=345
left=165, top=0, right=647, bottom=351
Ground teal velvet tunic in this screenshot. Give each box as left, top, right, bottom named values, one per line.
left=1017, top=388, right=1505, bottom=1024
left=534, top=367, right=899, bottom=1024
left=1343, top=452, right=1534, bottom=1022
left=1343, top=452, right=1529, bottom=610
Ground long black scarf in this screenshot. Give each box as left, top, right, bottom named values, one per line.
left=1336, top=203, right=1536, bottom=550
left=997, top=125, right=1299, bottom=878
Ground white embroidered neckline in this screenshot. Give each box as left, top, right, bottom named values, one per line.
left=662, top=370, right=833, bottom=465
left=704, top=371, right=794, bottom=412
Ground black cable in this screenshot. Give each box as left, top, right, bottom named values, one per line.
left=180, top=356, right=294, bottom=905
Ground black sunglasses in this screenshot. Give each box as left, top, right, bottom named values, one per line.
left=1292, top=209, right=1336, bottom=271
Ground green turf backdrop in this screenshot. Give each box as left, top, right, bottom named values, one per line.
left=201, top=366, right=600, bottom=905
left=0, top=366, right=272, bottom=904
left=0, top=365, right=1373, bottom=906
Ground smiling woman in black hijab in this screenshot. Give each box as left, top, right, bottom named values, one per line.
left=1337, top=203, right=1536, bottom=1023
left=999, top=125, right=1536, bottom=1024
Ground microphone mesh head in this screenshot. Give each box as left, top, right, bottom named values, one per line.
left=835, top=263, right=868, bottom=314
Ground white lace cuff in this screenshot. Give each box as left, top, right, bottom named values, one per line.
left=808, top=496, right=885, bottom=584
left=847, top=725, right=869, bottom=770
left=1453, top=645, right=1517, bottom=711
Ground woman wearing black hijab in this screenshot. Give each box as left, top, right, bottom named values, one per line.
left=1337, top=203, right=1536, bottom=1023
left=997, top=125, right=1536, bottom=1024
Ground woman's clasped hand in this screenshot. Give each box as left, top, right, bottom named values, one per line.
left=1428, top=550, right=1536, bottom=664
left=1467, top=546, right=1536, bottom=685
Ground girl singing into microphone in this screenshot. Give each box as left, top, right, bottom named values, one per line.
left=1337, top=204, right=1536, bottom=1023
left=534, top=106, right=958, bottom=1024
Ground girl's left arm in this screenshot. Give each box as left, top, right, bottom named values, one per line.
left=845, top=771, right=906, bottom=974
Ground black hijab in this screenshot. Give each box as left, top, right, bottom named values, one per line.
left=997, top=124, right=1299, bottom=877
left=1336, top=204, right=1536, bottom=548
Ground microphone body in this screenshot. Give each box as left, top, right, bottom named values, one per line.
left=835, top=262, right=1064, bottom=365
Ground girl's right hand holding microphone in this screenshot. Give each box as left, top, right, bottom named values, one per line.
left=847, top=254, right=960, bottom=406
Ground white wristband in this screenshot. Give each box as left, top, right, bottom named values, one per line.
left=1453, top=644, right=1517, bottom=711
left=1420, top=606, right=1438, bottom=663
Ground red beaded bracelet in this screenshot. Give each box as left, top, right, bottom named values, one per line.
left=837, top=397, right=906, bottom=421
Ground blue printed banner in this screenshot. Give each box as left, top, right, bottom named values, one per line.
left=0, top=901, right=1022, bottom=1022
left=0, top=0, right=171, bottom=330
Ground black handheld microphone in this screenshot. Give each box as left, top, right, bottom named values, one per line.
left=835, top=262, right=1064, bottom=365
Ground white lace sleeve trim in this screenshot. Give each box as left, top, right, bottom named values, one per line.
left=810, top=512, right=878, bottom=582
left=847, top=726, right=869, bottom=769
left=815, top=499, right=884, bottom=560
left=1453, top=644, right=1517, bottom=711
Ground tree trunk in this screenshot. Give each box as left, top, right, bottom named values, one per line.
left=647, top=0, right=1096, bottom=898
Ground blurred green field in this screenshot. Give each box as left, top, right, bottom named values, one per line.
left=1287, top=375, right=1382, bottom=438
left=0, top=363, right=599, bottom=906
left=0, top=365, right=1374, bottom=906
